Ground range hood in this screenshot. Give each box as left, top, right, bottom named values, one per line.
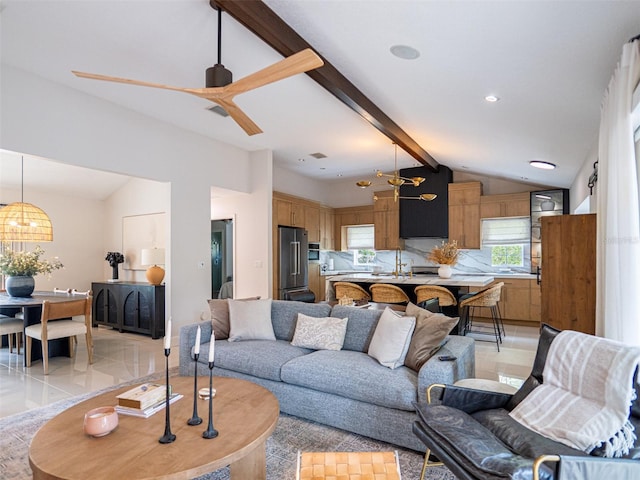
left=399, top=165, right=452, bottom=238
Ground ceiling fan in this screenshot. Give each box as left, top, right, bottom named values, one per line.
left=71, top=7, right=324, bottom=136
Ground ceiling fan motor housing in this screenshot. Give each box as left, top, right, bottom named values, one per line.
left=206, top=64, right=232, bottom=87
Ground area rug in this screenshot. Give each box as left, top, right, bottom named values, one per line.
left=0, top=372, right=456, bottom=480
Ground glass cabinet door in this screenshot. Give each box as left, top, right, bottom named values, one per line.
left=530, top=189, right=569, bottom=273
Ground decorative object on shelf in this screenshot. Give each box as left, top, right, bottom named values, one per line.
left=0, top=156, right=53, bottom=242
left=187, top=326, right=203, bottom=426
left=427, top=240, right=459, bottom=279
left=141, top=248, right=165, bottom=285
left=159, top=318, right=176, bottom=444
left=356, top=143, right=436, bottom=202
left=203, top=334, right=219, bottom=439
left=105, top=251, right=124, bottom=281
left=0, top=244, right=63, bottom=297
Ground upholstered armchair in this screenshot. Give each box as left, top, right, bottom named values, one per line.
left=413, top=324, right=640, bottom=480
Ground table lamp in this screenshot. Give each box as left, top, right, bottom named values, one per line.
left=141, top=248, right=165, bottom=285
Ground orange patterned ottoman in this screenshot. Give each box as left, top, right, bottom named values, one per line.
left=297, top=451, right=401, bottom=480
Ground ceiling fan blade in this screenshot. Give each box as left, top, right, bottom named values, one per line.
left=72, top=70, right=198, bottom=95
left=223, top=48, right=323, bottom=96
left=214, top=99, right=263, bottom=136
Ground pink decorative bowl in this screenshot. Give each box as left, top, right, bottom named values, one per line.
left=83, top=406, right=118, bottom=437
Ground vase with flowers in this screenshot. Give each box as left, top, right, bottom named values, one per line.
left=427, top=240, right=459, bottom=279
left=105, top=252, right=124, bottom=281
left=0, top=244, right=63, bottom=297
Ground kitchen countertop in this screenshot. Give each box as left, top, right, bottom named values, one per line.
left=325, top=273, right=495, bottom=287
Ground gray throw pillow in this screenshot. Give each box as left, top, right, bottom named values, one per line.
left=228, top=298, right=276, bottom=342
left=367, top=307, right=416, bottom=369
left=404, top=302, right=459, bottom=372
left=291, top=313, right=348, bottom=351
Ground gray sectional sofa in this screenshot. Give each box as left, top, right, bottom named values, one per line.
left=179, top=300, right=475, bottom=451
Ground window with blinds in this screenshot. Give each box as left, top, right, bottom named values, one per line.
left=481, top=217, right=530, bottom=247
left=346, top=225, right=374, bottom=250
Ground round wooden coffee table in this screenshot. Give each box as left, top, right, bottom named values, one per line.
left=29, top=376, right=279, bottom=480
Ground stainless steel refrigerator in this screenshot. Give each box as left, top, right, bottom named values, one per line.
left=278, top=226, right=310, bottom=300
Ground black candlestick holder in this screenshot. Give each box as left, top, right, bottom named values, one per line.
left=187, top=353, right=202, bottom=425
left=159, top=348, right=176, bottom=444
left=202, top=360, right=218, bottom=439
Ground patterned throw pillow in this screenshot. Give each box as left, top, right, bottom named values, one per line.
left=291, top=313, right=349, bottom=351
left=367, top=307, right=416, bottom=369
left=404, top=302, right=459, bottom=372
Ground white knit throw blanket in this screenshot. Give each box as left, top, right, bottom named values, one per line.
left=509, top=330, right=640, bottom=457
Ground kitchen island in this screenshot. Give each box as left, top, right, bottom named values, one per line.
left=324, top=273, right=494, bottom=303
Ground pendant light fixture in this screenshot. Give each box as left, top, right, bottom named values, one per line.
left=0, top=156, right=53, bottom=242
left=356, top=143, right=437, bottom=202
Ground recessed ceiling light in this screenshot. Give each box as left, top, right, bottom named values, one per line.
left=336, top=173, right=343, bottom=177
left=390, top=45, right=420, bottom=60
left=484, top=95, right=500, bottom=103
left=529, top=160, right=556, bottom=170
left=297, top=158, right=305, bottom=162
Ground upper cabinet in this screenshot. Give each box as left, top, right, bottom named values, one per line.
left=333, top=205, right=374, bottom=251
left=448, top=182, right=482, bottom=249
left=480, top=192, right=530, bottom=218
left=399, top=165, right=452, bottom=238
left=274, top=196, right=305, bottom=227
left=305, top=205, right=320, bottom=243
left=373, top=190, right=403, bottom=251
left=319, top=207, right=335, bottom=251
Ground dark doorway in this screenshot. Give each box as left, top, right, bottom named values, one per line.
left=211, top=219, right=233, bottom=299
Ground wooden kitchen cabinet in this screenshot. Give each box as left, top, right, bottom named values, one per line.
left=530, top=279, right=541, bottom=322
left=448, top=182, right=481, bottom=249
left=480, top=192, right=530, bottom=218
left=541, top=214, right=596, bottom=334
left=333, top=205, right=374, bottom=251
left=319, top=207, right=335, bottom=250
left=373, top=190, right=403, bottom=250
left=308, top=262, right=324, bottom=302
left=501, top=279, right=531, bottom=321
left=305, top=205, right=320, bottom=242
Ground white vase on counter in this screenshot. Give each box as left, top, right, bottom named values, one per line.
left=438, top=265, right=453, bottom=279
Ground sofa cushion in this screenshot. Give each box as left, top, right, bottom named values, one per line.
left=414, top=403, right=543, bottom=478
left=228, top=298, right=276, bottom=342
left=367, top=307, right=416, bottom=369
left=472, top=408, right=588, bottom=460
left=291, top=313, right=348, bottom=351
left=404, top=302, right=459, bottom=372
left=211, top=339, right=310, bottom=381
left=329, top=305, right=383, bottom=352
left=281, top=349, right=418, bottom=411
left=271, top=300, right=332, bottom=341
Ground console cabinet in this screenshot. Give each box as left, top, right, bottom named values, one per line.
left=92, top=282, right=165, bottom=339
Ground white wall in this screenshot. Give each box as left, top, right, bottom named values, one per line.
left=212, top=150, right=272, bottom=301
left=0, top=185, right=105, bottom=292
left=1, top=65, right=271, bottom=342
left=570, top=141, right=599, bottom=214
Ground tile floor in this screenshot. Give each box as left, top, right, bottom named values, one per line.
left=0, top=322, right=539, bottom=419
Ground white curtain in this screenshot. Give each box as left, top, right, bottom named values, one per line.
left=596, top=39, right=640, bottom=345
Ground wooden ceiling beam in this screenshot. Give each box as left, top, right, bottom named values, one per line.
left=211, top=0, right=438, bottom=171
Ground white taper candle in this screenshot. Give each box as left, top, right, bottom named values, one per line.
left=208, top=331, right=215, bottom=362
left=164, top=318, right=172, bottom=349
left=194, top=325, right=201, bottom=355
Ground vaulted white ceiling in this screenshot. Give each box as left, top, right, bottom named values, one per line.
left=2, top=0, right=640, bottom=194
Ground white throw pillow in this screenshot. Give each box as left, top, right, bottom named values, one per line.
left=367, top=307, right=416, bottom=369
left=227, top=298, right=276, bottom=342
left=291, top=313, right=348, bottom=351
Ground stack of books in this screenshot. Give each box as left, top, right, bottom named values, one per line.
left=115, top=383, right=182, bottom=418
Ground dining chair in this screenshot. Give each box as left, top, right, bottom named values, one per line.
left=0, top=314, right=23, bottom=354
left=69, top=289, right=92, bottom=344
left=25, top=296, right=94, bottom=374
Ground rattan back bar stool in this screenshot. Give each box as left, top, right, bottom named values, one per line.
left=369, top=284, right=410, bottom=304
left=458, top=282, right=504, bottom=351
left=334, top=282, right=371, bottom=302
left=414, top=285, right=457, bottom=312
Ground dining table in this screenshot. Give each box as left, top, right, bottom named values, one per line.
left=0, top=291, right=86, bottom=367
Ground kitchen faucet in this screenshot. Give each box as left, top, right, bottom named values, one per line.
left=394, top=249, right=407, bottom=278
